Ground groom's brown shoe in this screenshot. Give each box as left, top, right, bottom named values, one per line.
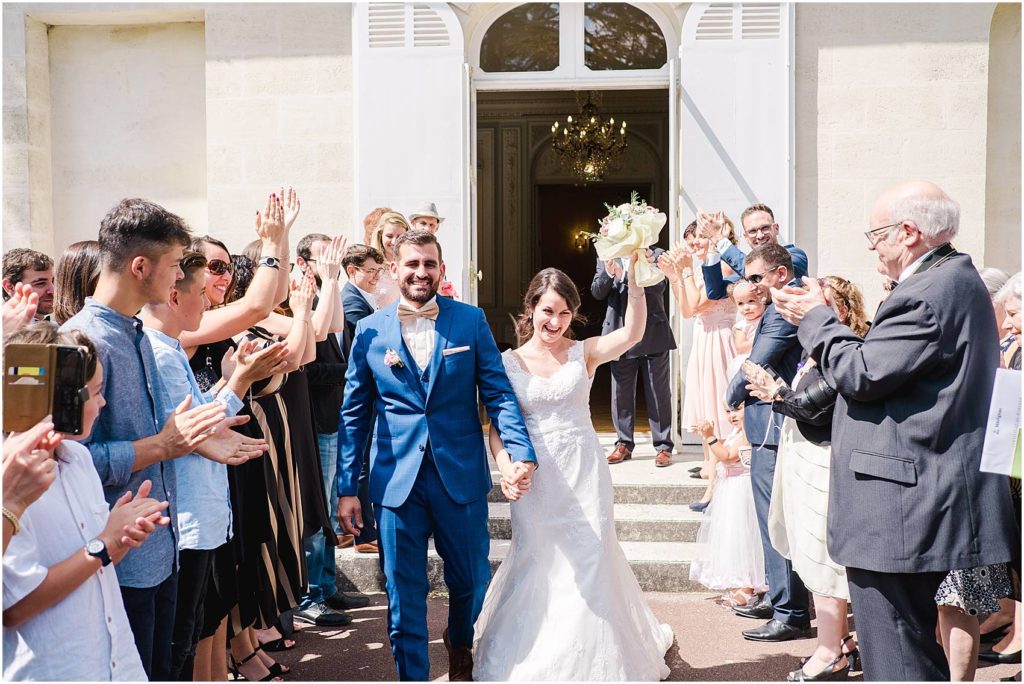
left=607, top=444, right=632, bottom=464
left=443, top=628, right=474, bottom=681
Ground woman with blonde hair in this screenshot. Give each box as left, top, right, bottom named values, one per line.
left=369, top=211, right=409, bottom=308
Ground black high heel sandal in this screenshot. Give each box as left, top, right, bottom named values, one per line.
left=787, top=652, right=850, bottom=681
left=841, top=634, right=860, bottom=672
left=229, top=647, right=286, bottom=682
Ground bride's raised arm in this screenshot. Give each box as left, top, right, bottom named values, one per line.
left=584, top=252, right=647, bottom=376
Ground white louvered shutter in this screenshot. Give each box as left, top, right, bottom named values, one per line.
left=354, top=2, right=470, bottom=293
left=679, top=3, right=793, bottom=239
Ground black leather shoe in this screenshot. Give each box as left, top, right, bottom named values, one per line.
left=733, top=596, right=773, bottom=620
left=979, top=648, right=1022, bottom=664
left=325, top=591, right=370, bottom=610
left=742, top=619, right=810, bottom=642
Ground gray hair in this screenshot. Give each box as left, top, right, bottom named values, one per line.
left=995, top=272, right=1021, bottom=305
left=889, top=194, right=960, bottom=246
left=978, top=267, right=1011, bottom=298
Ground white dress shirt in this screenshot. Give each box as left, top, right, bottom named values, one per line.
left=399, top=296, right=437, bottom=371
left=897, top=246, right=940, bottom=283
left=3, top=440, right=147, bottom=681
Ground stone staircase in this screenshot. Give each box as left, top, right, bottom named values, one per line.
left=335, top=434, right=709, bottom=593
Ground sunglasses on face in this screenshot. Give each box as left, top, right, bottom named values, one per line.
left=207, top=259, right=234, bottom=276
left=744, top=270, right=770, bottom=284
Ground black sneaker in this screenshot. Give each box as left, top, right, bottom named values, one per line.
left=294, top=602, right=353, bottom=627
left=325, top=591, right=370, bottom=610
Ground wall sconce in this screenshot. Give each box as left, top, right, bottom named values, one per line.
left=573, top=229, right=591, bottom=252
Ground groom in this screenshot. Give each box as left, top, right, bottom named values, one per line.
left=337, top=230, right=537, bottom=681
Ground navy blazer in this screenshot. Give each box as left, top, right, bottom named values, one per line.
left=341, top=281, right=375, bottom=356
left=590, top=255, right=676, bottom=359
left=726, top=298, right=803, bottom=447
left=799, top=252, right=1017, bottom=573
left=703, top=242, right=810, bottom=300
left=337, top=296, right=536, bottom=508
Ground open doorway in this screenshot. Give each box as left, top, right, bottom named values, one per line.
left=476, top=89, right=669, bottom=429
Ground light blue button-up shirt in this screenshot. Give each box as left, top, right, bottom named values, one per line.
left=145, top=328, right=241, bottom=551
left=61, top=299, right=178, bottom=588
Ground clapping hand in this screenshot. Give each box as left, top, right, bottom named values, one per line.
left=657, top=244, right=692, bottom=283
left=695, top=419, right=716, bottom=440
left=3, top=417, right=61, bottom=517
left=742, top=359, right=784, bottom=402
left=281, top=187, right=301, bottom=232
left=603, top=259, right=624, bottom=280
left=103, top=479, right=171, bottom=562
left=256, top=193, right=285, bottom=245
left=319, top=235, right=348, bottom=283
left=224, top=340, right=290, bottom=385
left=696, top=210, right=728, bottom=242
left=289, top=271, right=317, bottom=317
left=3, top=283, right=39, bottom=336
left=772, top=277, right=829, bottom=325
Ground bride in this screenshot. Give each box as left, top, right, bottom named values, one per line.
left=473, top=255, right=673, bottom=681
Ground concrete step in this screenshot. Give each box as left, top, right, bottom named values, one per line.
left=335, top=539, right=706, bottom=594
left=487, top=502, right=703, bottom=542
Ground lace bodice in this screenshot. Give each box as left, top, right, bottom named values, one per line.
left=501, top=340, right=593, bottom=435
left=696, top=296, right=737, bottom=328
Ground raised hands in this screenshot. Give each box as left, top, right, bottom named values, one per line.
left=3, top=417, right=61, bottom=519
left=657, top=244, right=692, bottom=283
left=194, top=422, right=268, bottom=466
left=256, top=192, right=286, bottom=245
left=3, top=282, right=39, bottom=336
left=696, top=210, right=728, bottom=242
left=319, top=235, right=348, bottom=283
left=289, top=271, right=317, bottom=318
left=103, top=479, right=171, bottom=563
left=232, top=340, right=290, bottom=384
left=280, top=187, right=301, bottom=231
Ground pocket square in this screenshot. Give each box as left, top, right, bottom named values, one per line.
left=442, top=346, right=471, bottom=356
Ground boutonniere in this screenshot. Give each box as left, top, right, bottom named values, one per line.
left=384, top=348, right=404, bottom=368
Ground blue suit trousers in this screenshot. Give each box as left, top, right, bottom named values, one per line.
left=375, top=456, right=490, bottom=681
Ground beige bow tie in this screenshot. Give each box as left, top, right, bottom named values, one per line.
left=397, top=300, right=439, bottom=324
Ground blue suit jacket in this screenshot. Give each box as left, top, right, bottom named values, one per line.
left=725, top=299, right=803, bottom=447
left=337, top=296, right=536, bottom=508
left=340, top=281, right=375, bottom=355
left=703, top=243, right=810, bottom=300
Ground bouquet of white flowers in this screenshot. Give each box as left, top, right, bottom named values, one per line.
left=589, top=192, right=666, bottom=287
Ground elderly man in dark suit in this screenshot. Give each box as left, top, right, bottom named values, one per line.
left=724, top=242, right=811, bottom=642
left=775, top=181, right=1018, bottom=681
left=592, top=251, right=677, bottom=467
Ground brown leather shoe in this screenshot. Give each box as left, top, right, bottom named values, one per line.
left=443, top=627, right=474, bottom=681
left=354, top=541, right=379, bottom=554
left=655, top=449, right=673, bottom=467
left=337, top=534, right=354, bottom=549
left=607, top=444, right=632, bottom=464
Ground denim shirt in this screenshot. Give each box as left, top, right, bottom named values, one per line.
left=145, top=328, right=241, bottom=552
left=60, top=298, right=177, bottom=588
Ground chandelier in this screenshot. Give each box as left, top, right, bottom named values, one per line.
left=551, top=91, right=627, bottom=182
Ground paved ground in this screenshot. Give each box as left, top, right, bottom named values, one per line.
left=267, top=592, right=1020, bottom=681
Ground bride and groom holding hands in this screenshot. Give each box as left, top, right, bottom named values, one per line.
left=336, top=229, right=673, bottom=681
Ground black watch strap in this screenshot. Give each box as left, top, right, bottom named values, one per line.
left=86, top=538, right=112, bottom=566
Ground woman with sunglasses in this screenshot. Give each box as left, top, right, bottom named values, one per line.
left=182, top=192, right=296, bottom=681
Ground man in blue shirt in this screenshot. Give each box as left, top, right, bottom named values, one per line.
left=141, top=251, right=286, bottom=679
left=700, top=203, right=809, bottom=300
left=61, top=198, right=267, bottom=679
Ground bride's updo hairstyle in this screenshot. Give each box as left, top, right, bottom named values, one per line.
left=513, top=268, right=586, bottom=346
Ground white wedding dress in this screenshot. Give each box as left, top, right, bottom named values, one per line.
left=473, top=340, right=673, bottom=681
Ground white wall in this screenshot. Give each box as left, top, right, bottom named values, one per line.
left=794, top=3, right=998, bottom=311
left=48, top=22, right=207, bottom=253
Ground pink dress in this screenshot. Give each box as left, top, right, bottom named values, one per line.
left=682, top=296, right=738, bottom=436
left=684, top=296, right=741, bottom=436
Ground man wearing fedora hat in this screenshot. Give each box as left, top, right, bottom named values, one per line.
left=408, top=202, right=444, bottom=234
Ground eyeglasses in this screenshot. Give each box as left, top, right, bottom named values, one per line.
left=864, top=223, right=901, bottom=246
left=745, top=223, right=775, bottom=237
left=357, top=266, right=386, bottom=277
left=207, top=259, right=234, bottom=276
left=743, top=267, right=778, bottom=285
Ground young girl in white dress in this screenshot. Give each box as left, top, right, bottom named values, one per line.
left=473, top=258, right=673, bottom=681
left=688, top=406, right=767, bottom=608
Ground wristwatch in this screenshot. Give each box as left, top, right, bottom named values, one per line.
left=86, top=538, right=112, bottom=566
left=258, top=256, right=281, bottom=270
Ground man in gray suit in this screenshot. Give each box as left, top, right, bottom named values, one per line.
left=775, top=181, right=1018, bottom=681
left=592, top=251, right=676, bottom=467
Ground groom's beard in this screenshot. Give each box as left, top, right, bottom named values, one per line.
left=399, top=275, right=439, bottom=303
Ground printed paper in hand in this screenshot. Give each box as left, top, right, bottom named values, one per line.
left=980, top=368, right=1022, bottom=479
